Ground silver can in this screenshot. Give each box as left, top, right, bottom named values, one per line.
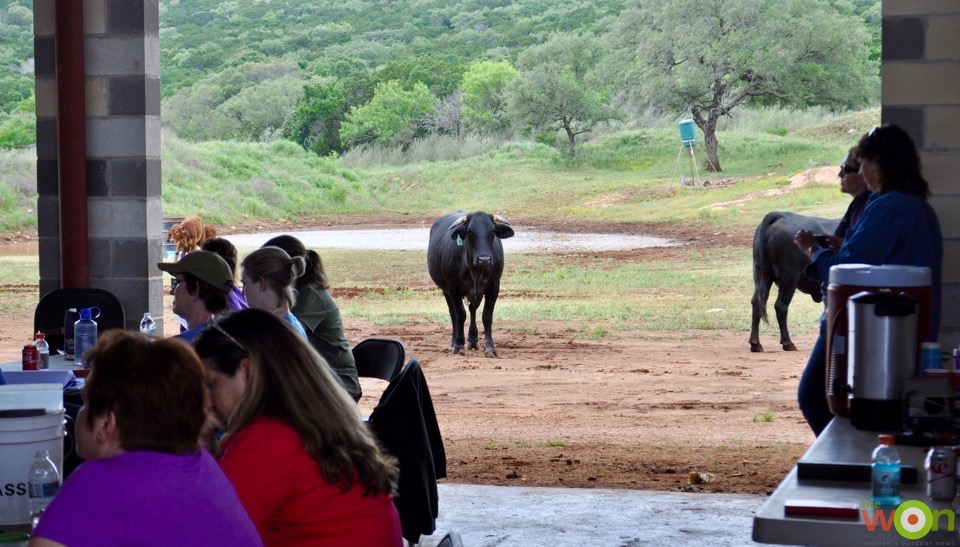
left=926, top=446, right=956, bottom=500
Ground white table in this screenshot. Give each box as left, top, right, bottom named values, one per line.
left=752, top=418, right=958, bottom=545
left=1, top=354, right=84, bottom=374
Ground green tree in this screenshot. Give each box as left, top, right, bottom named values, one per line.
left=218, top=77, right=304, bottom=140
left=606, top=0, right=878, bottom=171
left=373, top=58, right=463, bottom=97
left=340, top=80, right=439, bottom=147
left=283, top=80, right=347, bottom=156
left=462, top=60, right=517, bottom=134
left=507, top=32, right=614, bottom=157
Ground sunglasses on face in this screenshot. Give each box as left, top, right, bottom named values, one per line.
left=171, top=277, right=184, bottom=291
left=841, top=163, right=860, bottom=174
left=206, top=316, right=246, bottom=352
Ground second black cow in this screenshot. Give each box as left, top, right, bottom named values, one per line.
left=750, top=211, right=838, bottom=353
left=427, top=211, right=514, bottom=357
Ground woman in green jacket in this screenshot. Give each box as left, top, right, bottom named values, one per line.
left=262, top=235, right=361, bottom=401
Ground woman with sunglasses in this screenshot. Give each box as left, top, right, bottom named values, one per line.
left=792, top=146, right=871, bottom=437
left=193, top=309, right=401, bottom=546
left=794, top=124, right=943, bottom=436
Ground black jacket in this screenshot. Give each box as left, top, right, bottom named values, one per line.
left=369, top=358, right=447, bottom=545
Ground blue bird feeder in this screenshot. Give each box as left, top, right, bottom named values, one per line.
left=678, top=119, right=696, bottom=148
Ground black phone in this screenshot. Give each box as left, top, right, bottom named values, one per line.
left=814, top=234, right=830, bottom=247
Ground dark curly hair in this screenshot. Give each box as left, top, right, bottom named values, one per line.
left=857, top=124, right=930, bottom=197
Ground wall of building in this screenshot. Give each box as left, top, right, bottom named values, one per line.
left=882, top=3, right=960, bottom=351
left=33, top=0, right=163, bottom=332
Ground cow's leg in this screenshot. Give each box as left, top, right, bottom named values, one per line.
left=749, top=280, right=771, bottom=353
left=481, top=287, right=500, bottom=358
left=444, top=292, right=466, bottom=355
left=466, top=301, right=480, bottom=351
left=773, top=282, right=798, bottom=351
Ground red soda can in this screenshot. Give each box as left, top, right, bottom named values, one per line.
left=22, top=344, right=40, bottom=370
left=926, top=446, right=956, bottom=500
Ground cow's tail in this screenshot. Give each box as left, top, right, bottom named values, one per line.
left=753, top=212, right=783, bottom=325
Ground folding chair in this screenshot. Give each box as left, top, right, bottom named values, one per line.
left=33, top=288, right=126, bottom=354
left=352, top=338, right=405, bottom=382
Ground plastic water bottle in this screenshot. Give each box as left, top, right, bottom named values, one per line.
left=74, top=307, right=98, bottom=367
left=872, top=434, right=901, bottom=506
left=139, top=312, right=157, bottom=335
left=33, top=331, right=50, bottom=370
left=28, top=450, right=60, bottom=530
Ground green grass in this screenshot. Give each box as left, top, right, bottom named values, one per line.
left=753, top=410, right=776, bottom=423
left=0, top=108, right=877, bottom=236
left=284, top=245, right=825, bottom=340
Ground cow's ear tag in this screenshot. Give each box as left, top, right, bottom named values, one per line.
left=456, top=235, right=463, bottom=246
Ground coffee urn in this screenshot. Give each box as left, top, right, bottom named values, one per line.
left=847, top=291, right=918, bottom=431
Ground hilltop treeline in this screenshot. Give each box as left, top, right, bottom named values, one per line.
left=1, top=0, right=880, bottom=163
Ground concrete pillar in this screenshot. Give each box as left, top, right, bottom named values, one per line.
left=34, top=0, right=163, bottom=333
left=882, top=3, right=960, bottom=349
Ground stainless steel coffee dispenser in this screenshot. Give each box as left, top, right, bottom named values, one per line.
left=847, top=291, right=918, bottom=431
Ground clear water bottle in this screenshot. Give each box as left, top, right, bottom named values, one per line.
left=28, top=449, right=60, bottom=530
left=139, top=312, right=157, bottom=335
left=33, top=331, right=50, bottom=370
left=74, top=307, right=98, bottom=368
left=872, top=434, right=901, bottom=506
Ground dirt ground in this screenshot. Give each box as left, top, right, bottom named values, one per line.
left=0, top=215, right=818, bottom=497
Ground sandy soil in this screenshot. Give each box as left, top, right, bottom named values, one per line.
left=0, top=216, right=817, bottom=496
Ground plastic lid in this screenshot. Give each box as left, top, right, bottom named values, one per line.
left=80, top=308, right=92, bottom=319
left=878, top=434, right=895, bottom=446
left=829, top=264, right=931, bottom=287
left=143, top=312, right=152, bottom=318
left=922, top=342, right=941, bottom=350
left=34, top=331, right=44, bottom=340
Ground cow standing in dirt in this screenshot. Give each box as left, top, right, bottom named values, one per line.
left=749, top=212, right=838, bottom=352
left=427, top=211, right=514, bottom=357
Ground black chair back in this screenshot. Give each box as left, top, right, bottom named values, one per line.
left=33, top=288, right=126, bottom=353
left=352, top=338, right=405, bottom=382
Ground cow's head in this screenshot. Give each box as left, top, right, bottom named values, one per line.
left=448, top=212, right=514, bottom=269
left=167, top=225, right=182, bottom=243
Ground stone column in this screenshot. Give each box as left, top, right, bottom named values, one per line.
left=882, top=3, right=960, bottom=349
left=34, top=0, right=163, bottom=333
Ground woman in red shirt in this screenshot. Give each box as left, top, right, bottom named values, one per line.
left=194, top=308, right=401, bottom=546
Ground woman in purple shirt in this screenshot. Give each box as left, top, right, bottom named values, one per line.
left=30, top=331, right=261, bottom=547
left=202, top=237, right=249, bottom=312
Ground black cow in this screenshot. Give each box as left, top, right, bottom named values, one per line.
left=750, top=212, right=838, bottom=352
left=427, top=211, right=514, bottom=357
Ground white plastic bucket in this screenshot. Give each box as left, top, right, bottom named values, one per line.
left=0, top=384, right=63, bottom=414
left=0, top=411, right=65, bottom=525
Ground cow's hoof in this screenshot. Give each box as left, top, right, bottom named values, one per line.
left=449, top=346, right=465, bottom=355
left=467, top=341, right=479, bottom=350
left=782, top=343, right=798, bottom=352
left=484, top=349, right=498, bottom=358
left=750, top=342, right=763, bottom=353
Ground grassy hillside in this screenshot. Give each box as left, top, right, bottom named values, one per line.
left=0, top=108, right=881, bottom=235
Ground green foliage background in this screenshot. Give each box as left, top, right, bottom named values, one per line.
left=0, top=0, right=881, bottom=153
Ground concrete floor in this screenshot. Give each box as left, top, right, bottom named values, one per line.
left=414, top=483, right=770, bottom=547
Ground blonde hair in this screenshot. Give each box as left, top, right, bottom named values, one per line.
left=241, top=246, right=306, bottom=308
left=193, top=308, right=397, bottom=495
